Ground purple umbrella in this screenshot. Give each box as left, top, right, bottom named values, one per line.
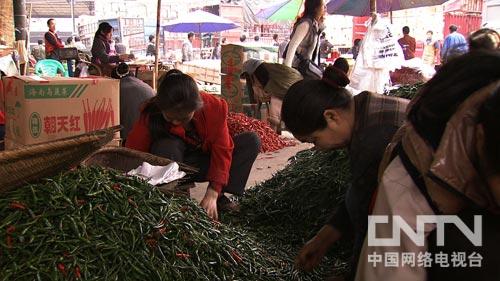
left=163, top=10, right=239, bottom=33
left=327, top=0, right=449, bottom=16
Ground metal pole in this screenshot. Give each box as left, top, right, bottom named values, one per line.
left=70, top=0, right=76, bottom=35
left=370, top=0, right=377, bottom=14
left=13, top=0, right=27, bottom=75
left=153, top=0, right=162, bottom=91
left=26, top=3, right=32, bottom=49
left=370, top=0, right=377, bottom=26
left=13, top=0, right=27, bottom=41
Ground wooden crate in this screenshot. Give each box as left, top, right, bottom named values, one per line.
left=176, top=64, right=220, bottom=85
left=136, top=70, right=167, bottom=88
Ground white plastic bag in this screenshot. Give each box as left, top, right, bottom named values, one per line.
left=127, top=162, right=186, bottom=186
left=350, top=15, right=404, bottom=94
left=76, top=62, right=89, bottom=77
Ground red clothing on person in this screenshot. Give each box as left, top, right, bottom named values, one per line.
left=398, top=35, right=416, bottom=60
left=44, top=31, right=64, bottom=57
left=0, top=111, right=4, bottom=125
left=125, top=92, right=234, bottom=194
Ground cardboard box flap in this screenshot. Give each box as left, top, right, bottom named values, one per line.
left=8, top=75, right=49, bottom=83
left=7, top=76, right=115, bottom=84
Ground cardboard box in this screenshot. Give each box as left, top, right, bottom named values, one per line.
left=221, top=44, right=278, bottom=112
left=3, top=76, right=120, bottom=146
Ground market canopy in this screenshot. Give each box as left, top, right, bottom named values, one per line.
left=256, top=0, right=304, bottom=22
left=163, top=10, right=240, bottom=33
left=327, top=0, right=449, bottom=16
left=25, top=0, right=95, bottom=18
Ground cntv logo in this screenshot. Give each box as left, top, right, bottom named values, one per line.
left=368, top=215, right=482, bottom=247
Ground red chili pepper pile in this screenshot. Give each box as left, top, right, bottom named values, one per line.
left=227, top=112, right=296, bottom=153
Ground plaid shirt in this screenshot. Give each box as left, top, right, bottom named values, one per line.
left=328, top=91, right=409, bottom=279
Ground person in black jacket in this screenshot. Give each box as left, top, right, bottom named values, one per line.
left=146, top=35, right=156, bottom=56
left=91, top=22, right=131, bottom=76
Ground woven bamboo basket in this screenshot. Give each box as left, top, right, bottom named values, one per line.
left=0, top=126, right=119, bottom=193
left=82, top=147, right=197, bottom=197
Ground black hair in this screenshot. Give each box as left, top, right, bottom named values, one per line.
left=449, top=25, right=458, bottom=32
left=320, top=32, right=326, bottom=39
left=37, top=39, right=43, bottom=45
left=114, top=37, right=120, bottom=43
left=149, top=35, right=155, bottom=42
left=402, top=26, right=410, bottom=35
left=47, top=19, right=54, bottom=26
left=222, top=37, right=226, bottom=43
left=353, top=38, right=361, bottom=46
left=333, top=57, right=349, bottom=74
left=111, top=63, right=130, bottom=79
left=427, top=30, right=434, bottom=35
left=66, top=37, right=73, bottom=44
left=480, top=87, right=500, bottom=173
left=240, top=34, right=246, bottom=42
left=74, top=36, right=81, bottom=42
left=408, top=50, right=500, bottom=150
left=242, top=64, right=269, bottom=104
left=468, top=28, right=500, bottom=51
left=296, top=0, right=324, bottom=25
left=143, top=70, right=203, bottom=141
left=95, top=22, right=113, bottom=38
left=188, top=32, right=194, bottom=39
left=273, top=34, right=278, bottom=40
left=282, top=65, right=352, bottom=136
left=253, top=64, right=270, bottom=87
left=254, top=35, right=260, bottom=41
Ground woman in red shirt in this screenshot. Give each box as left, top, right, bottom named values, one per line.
left=126, top=70, right=260, bottom=220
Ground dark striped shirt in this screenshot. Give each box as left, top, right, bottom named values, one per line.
left=328, top=91, right=408, bottom=280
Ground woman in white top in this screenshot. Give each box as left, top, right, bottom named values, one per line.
left=283, top=0, right=325, bottom=77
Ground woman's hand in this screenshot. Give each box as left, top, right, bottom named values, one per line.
left=295, top=225, right=341, bottom=271
left=200, top=187, right=219, bottom=220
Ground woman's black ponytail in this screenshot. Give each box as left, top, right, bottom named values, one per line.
left=282, top=65, right=352, bottom=136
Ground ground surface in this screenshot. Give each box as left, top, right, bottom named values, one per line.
left=190, top=136, right=313, bottom=202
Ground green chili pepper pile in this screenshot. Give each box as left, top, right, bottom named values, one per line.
left=0, top=166, right=333, bottom=280
left=386, top=83, right=424, bottom=100
left=222, top=149, right=353, bottom=277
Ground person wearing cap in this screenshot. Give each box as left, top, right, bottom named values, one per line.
left=91, top=22, right=132, bottom=76
left=241, top=59, right=303, bottom=132
left=111, top=63, right=154, bottom=141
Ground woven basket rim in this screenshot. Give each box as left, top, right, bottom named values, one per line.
left=82, top=146, right=198, bottom=173
left=0, top=126, right=119, bottom=163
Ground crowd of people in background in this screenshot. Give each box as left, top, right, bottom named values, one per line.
left=22, top=8, right=500, bottom=75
